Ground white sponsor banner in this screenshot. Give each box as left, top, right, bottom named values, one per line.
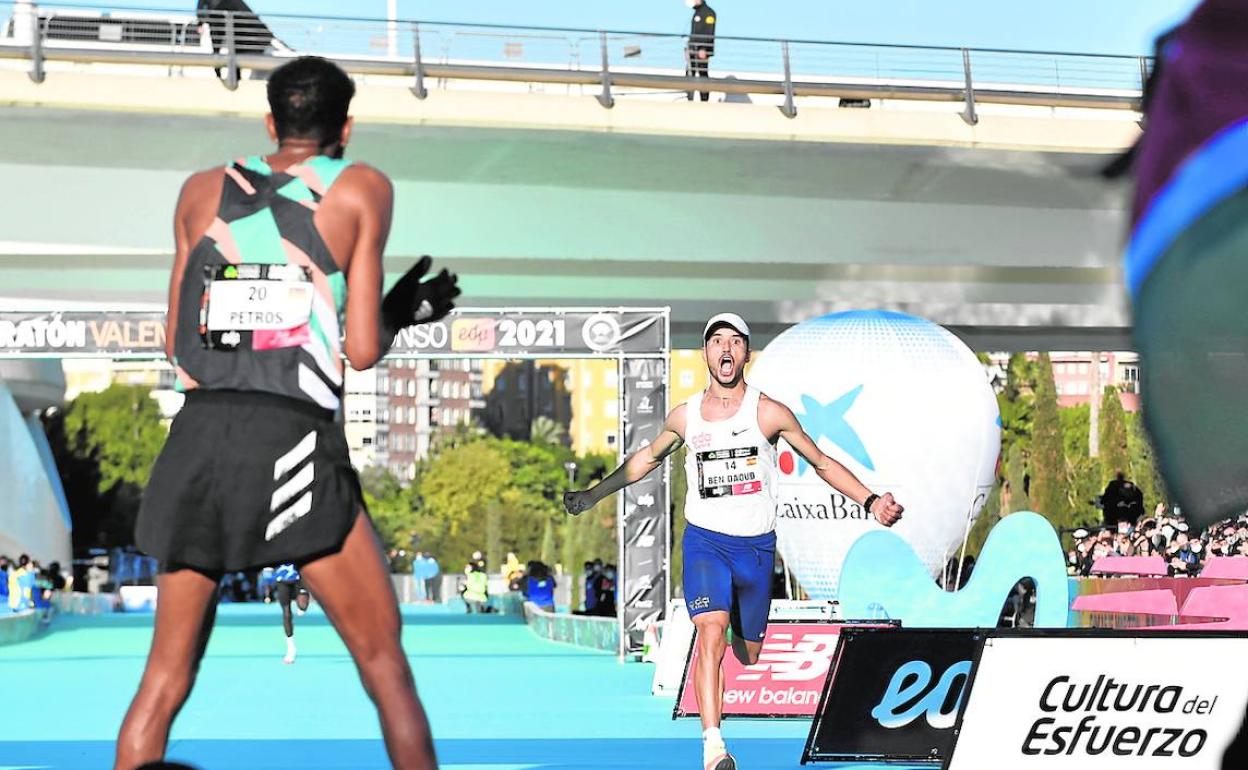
left=948, top=635, right=1248, bottom=770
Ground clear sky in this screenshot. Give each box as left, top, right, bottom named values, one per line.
left=48, top=0, right=1202, bottom=55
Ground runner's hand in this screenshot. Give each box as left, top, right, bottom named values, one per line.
left=382, top=256, right=461, bottom=337
left=564, top=490, right=593, bottom=516
left=871, top=492, right=904, bottom=527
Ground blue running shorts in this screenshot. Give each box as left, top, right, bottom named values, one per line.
left=682, top=522, right=776, bottom=642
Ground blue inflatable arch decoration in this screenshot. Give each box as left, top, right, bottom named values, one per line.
left=837, top=511, right=1070, bottom=628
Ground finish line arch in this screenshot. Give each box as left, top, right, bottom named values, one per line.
left=0, top=306, right=672, bottom=656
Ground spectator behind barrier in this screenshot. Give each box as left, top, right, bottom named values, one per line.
left=0, top=555, right=9, bottom=606
left=463, top=563, right=490, bottom=614
left=523, top=561, right=557, bottom=613
left=1100, top=471, right=1145, bottom=530
left=592, top=563, right=617, bottom=617
left=8, top=554, right=31, bottom=612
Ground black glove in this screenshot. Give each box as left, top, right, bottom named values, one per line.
left=563, top=490, right=594, bottom=516
left=381, top=256, right=461, bottom=344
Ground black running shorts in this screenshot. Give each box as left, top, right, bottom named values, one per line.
left=136, top=390, right=363, bottom=573
left=274, top=580, right=304, bottom=605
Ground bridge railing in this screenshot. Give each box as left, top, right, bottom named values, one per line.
left=0, top=2, right=1149, bottom=120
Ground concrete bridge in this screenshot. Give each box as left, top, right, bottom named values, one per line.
left=0, top=3, right=1145, bottom=573
left=0, top=7, right=1142, bottom=351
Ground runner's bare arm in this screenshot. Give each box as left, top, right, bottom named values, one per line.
left=340, top=164, right=394, bottom=371
left=165, top=170, right=221, bottom=361
left=762, top=397, right=904, bottom=527
left=563, top=404, right=687, bottom=515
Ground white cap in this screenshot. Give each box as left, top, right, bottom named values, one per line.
left=703, top=312, right=750, bottom=341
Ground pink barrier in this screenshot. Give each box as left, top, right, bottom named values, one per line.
left=1161, top=584, right=1248, bottom=630
left=1089, top=556, right=1169, bottom=576
left=1070, top=588, right=1177, bottom=617
left=1198, top=556, right=1248, bottom=580
left=1070, top=576, right=1248, bottom=630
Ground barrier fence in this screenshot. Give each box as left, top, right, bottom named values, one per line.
left=523, top=601, right=619, bottom=653
left=0, top=608, right=40, bottom=645
left=0, top=2, right=1149, bottom=119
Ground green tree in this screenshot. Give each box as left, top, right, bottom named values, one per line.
left=1003, top=442, right=1030, bottom=514
left=1029, top=353, right=1068, bottom=526
left=46, top=384, right=167, bottom=549
left=997, top=352, right=1037, bottom=463
left=1098, top=387, right=1130, bottom=486
left=413, top=439, right=512, bottom=570
left=1126, top=412, right=1168, bottom=513
left=1059, top=404, right=1103, bottom=532
left=358, top=465, right=415, bottom=564
left=411, top=430, right=615, bottom=588
left=530, top=416, right=566, bottom=446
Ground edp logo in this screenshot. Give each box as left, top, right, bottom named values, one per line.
left=870, top=660, right=972, bottom=730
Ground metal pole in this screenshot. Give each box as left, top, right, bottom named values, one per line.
left=780, top=41, right=797, bottom=119
left=1138, top=56, right=1150, bottom=94
left=386, top=0, right=398, bottom=59
left=224, top=11, right=239, bottom=91
left=28, top=2, right=44, bottom=84
left=411, top=22, right=427, bottom=99
left=616, top=354, right=626, bottom=659
left=662, top=309, right=672, bottom=612
left=597, top=30, right=614, bottom=109
left=960, top=47, right=978, bottom=126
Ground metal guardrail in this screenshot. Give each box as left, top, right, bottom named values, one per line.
left=0, top=2, right=1149, bottom=121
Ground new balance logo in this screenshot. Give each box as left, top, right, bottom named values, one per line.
left=265, top=430, right=317, bottom=541
left=736, top=633, right=840, bottom=682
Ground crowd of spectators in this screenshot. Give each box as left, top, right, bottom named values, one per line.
left=1, top=554, right=67, bottom=619
left=575, top=559, right=617, bottom=617
left=452, top=551, right=617, bottom=616
left=1068, top=505, right=1248, bottom=577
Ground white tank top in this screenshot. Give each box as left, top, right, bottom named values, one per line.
left=682, top=386, right=779, bottom=537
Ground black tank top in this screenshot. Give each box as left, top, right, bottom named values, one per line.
left=173, top=155, right=351, bottom=411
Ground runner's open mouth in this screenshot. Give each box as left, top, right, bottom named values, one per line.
left=719, top=354, right=733, bottom=377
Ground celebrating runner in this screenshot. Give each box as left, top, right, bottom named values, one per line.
left=564, top=312, right=902, bottom=770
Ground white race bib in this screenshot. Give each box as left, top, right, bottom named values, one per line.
left=199, top=264, right=315, bottom=350
left=697, top=447, right=762, bottom=498
left=202, top=264, right=313, bottom=331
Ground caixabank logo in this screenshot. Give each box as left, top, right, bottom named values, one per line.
left=749, top=310, right=999, bottom=600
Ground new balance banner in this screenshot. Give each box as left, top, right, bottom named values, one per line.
left=675, top=620, right=896, bottom=719
left=620, top=357, right=668, bottom=652
left=803, top=627, right=982, bottom=763
left=947, top=632, right=1248, bottom=770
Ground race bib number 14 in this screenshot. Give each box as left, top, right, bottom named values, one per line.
left=697, top=447, right=761, bottom=498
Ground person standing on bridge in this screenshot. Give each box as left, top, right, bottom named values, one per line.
left=564, top=312, right=903, bottom=770
left=115, top=56, right=459, bottom=770
left=686, top=0, right=717, bottom=102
